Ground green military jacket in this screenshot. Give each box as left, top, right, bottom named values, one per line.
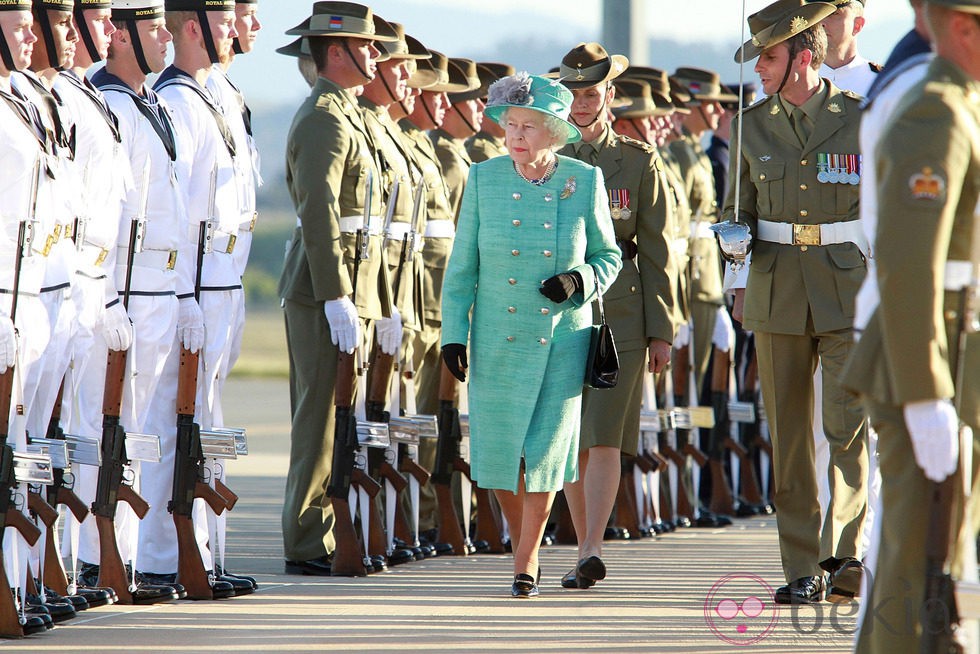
left=844, top=58, right=980, bottom=430
left=360, top=97, right=424, bottom=330
left=669, top=129, right=724, bottom=306
left=466, top=131, right=507, bottom=163
left=278, top=77, right=391, bottom=319
left=401, top=121, right=457, bottom=322
left=430, top=128, right=472, bottom=221
left=560, top=125, right=676, bottom=350
left=724, top=80, right=865, bottom=335
left=661, top=148, right=694, bottom=324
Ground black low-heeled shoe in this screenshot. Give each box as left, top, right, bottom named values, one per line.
left=511, top=573, right=538, bottom=598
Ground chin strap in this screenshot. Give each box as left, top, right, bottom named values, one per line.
left=74, top=5, right=103, bottom=63
left=34, top=8, right=63, bottom=70
left=196, top=10, right=220, bottom=65
left=127, top=20, right=153, bottom=75
left=571, top=84, right=607, bottom=129
left=341, top=38, right=372, bottom=83
left=0, top=29, right=19, bottom=71
left=421, top=94, right=439, bottom=129
left=452, top=102, right=477, bottom=135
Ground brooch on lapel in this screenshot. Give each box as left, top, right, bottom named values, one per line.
left=560, top=176, right=577, bottom=200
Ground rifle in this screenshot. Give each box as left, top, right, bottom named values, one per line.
left=391, top=415, right=434, bottom=549
left=170, top=170, right=230, bottom=600
left=707, top=348, right=736, bottom=517
left=614, top=455, right=642, bottom=538
left=90, top=162, right=154, bottom=604
left=0, top=444, right=44, bottom=638
left=29, top=379, right=89, bottom=596
left=922, top=252, right=979, bottom=652
left=433, top=364, right=468, bottom=556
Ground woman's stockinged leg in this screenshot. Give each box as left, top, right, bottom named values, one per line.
left=493, top=477, right=556, bottom=576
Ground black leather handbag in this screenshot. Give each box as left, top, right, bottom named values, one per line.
left=585, top=266, right=619, bottom=389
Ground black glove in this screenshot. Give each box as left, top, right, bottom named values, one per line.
left=539, top=271, right=582, bottom=303
left=441, top=343, right=468, bottom=382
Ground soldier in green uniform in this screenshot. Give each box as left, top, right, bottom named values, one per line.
left=466, top=62, right=513, bottom=163
left=845, top=0, right=980, bottom=648
left=358, top=22, right=430, bottom=363
left=276, top=2, right=397, bottom=575
left=431, top=57, right=480, bottom=220
left=401, top=52, right=474, bottom=536
left=721, top=0, right=869, bottom=604
left=552, top=42, right=677, bottom=589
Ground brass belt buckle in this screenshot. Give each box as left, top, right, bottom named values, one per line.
left=225, top=234, right=237, bottom=254
left=793, top=224, right=821, bottom=246
left=167, top=250, right=178, bottom=270
left=94, top=247, right=109, bottom=267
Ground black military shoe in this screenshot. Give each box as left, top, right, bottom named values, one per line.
left=285, top=556, right=332, bottom=576
left=39, top=586, right=89, bottom=611
left=387, top=548, right=415, bottom=566
left=73, top=586, right=115, bottom=608
left=27, top=593, right=76, bottom=623
left=23, top=605, right=54, bottom=634
left=135, top=572, right=189, bottom=602
left=774, top=576, right=825, bottom=604
left=215, top=565, right=257, bottom=590
left=826, top=558, right=864, bottom=603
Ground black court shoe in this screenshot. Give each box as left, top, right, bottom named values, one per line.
left=511, top=573, right=538, bottom=598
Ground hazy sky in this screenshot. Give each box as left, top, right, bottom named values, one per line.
left=231, top=1, right=916, bottom=108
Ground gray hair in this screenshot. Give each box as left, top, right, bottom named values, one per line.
left=497, top=107, right=569, bottom=150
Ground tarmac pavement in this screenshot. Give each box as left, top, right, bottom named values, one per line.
left=0, top=378, right=859, bottom=652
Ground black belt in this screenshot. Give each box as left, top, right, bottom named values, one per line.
left=617, top=239, right=638, bottom=260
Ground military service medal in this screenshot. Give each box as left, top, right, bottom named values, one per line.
left=828, top=154, right=841, bottom=184
left=847, top=154, right=861, bottom=185
left=609, top=188, right=631, bottom=220
left=817, top=153, right=830, bottom=183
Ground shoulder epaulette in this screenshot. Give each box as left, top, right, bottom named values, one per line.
left=841, top=89, right=864, bottom=103
left=741, top=95, right=771, bottom=115
left=616, top=133, right=655, bottom=153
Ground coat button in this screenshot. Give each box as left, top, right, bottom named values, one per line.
left=506, top=336, right=514, bottom=342
left=800, top=245, right=808, bottom=252
left=543, top=250, right=552, bottom=257
left=512, top=249, right=520, bottom=256
left=508, top=306, right=516, bottom=313
left=512, top=219, right=521, bottom=226
left=800, top=184, right=807, bottom=190
left=540, top=307, right=550, bottom=315
left=513, top=193, right=521, bottom=200
left=539, top=338, right=547, bottom=345
left=630, top=286, right=637, bottom=292
left=801, top=159, right=808, bottom=166
left=759, top=173, right=766, bottom=180
left=544, top=193, right=553, bottom=202
left=508, top=278, right=517, bottom=285
left=543, top=222, right=553, bottom=229
left=799, top=209, right=808, bottom=217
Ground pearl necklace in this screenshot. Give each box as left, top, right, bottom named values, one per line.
left=514, top=157, right=557, bottom=186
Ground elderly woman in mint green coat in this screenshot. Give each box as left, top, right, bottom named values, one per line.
left=441, top=73, right=621, bottom=598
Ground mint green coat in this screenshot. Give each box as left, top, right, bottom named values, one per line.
left=441, top=155, right=622, bottom=493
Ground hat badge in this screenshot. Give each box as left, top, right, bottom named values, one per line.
left=789, top=16, right=809, bottom=33
left=751, top=35, right=762, bottom=47
left=575, top=63, right=584, bottom=81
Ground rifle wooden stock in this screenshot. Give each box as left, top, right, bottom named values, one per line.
left=0, top=371, right=11, bottom=438
left=117, top=483, right=149, bottom=519
left=214, top=478, right=238, bottom=510
left=379, top=461, right=408, bottom=493
left=453, top=457, right=471, bottom=478
left=27, top=490, right=57, bottom=527
left=352, top=467, right=381, bottom=499
left=399, top=457, right=430, bottom=486
left=473, top=485, right=505, bottom=553
left=660, top=444, right=695, bottom=521
left=552, top=491, right=577, bottom=545
left=615, top=461, right=641, bottom=536
left=0, top=551, right=24, bottom=637
left=329, top=352, right=368, bottom=577
left=433, top=364, right=467, bottom=555
left=95, top=515, right=134, bottom=604
left=53, top=486, right=88, bottom=523
left=195, top=480, right=228, bottom=515
left=753, top=434, right=773, bottom=457
left=922, top=477, right=958, bottom=653
left=723, top=436, right=748, bottom=459
left=43, top=522, right=70, bottom=596
left=173, top=513, right=213, bottom=600
left=682, top=442, right=709, bottom=468
left=708, top=460, right=735, bottom=517
left=724, top=437, right=765, bottom=506
left=5, top=506, right=41, bottom=546
left=633, top=453, right=655, bottom=474
left=366, top=348, right=395, bottom=423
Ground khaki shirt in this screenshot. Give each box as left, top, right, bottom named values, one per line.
left=669, top=129, right=724, bottom=305
left=430, top=128, right=472, bottom=221
left=844, top=57, right=980, bottom=429
left=560, top=125, right=677, bottom=349
left=724, top=80, right=865, bottom=335
left=278, top=77, right=391, bottom=319
left=466, top=131, right=507, bottom=163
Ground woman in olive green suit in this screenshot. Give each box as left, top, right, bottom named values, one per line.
left=441, top=73, right=621, bottom=598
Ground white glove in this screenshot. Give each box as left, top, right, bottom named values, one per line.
left=375, top=306, right=403, bottom=356
left=672, top=322, right=690, bottom=349
left=323, top=297, right=360, bottom=354
left=904, top=399, right=959, bottom=482
left=0, top=314, right=15, bottom=374
left=177, top=297, right=206, bottom=354
left=712, top=306, right=735, bottom=352
left=103, top=302, right=134, bottom=352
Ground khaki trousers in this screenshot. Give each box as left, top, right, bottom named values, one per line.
left=755, top=325, right=868, bottom=581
